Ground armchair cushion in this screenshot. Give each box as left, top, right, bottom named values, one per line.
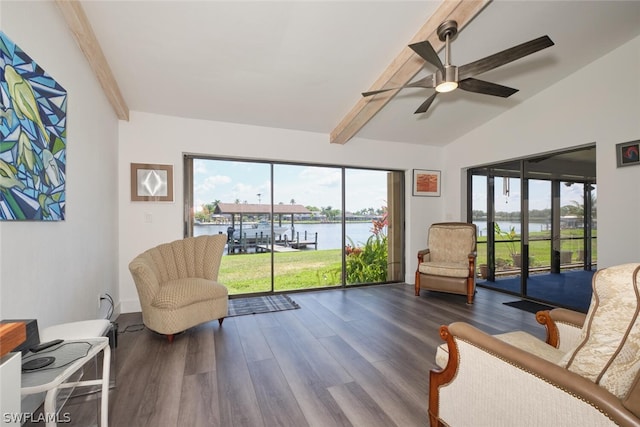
left=560, top=263, right=640, bottom=400
left=153, top=278, right=228, bottom=310
left=418, top=261, right=471, bottom=278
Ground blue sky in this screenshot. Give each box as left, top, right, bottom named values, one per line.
left=193, top=159, right=388, bottom=212
left=194, top=160, right=592, bottom=214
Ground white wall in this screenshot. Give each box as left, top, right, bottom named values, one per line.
left=442, top=35, right=640, bottom=267
left=0, top=1, right=120, bottom=329
left=3, top=4, right=636, bottom=321
left=118, top=36, right=640, bottom=312
left=118, top=113, right=442, bottom=312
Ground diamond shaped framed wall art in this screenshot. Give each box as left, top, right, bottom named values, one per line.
left=0, top=31, right=67, bottom=220
left=130, top=163, right=174, bottom=202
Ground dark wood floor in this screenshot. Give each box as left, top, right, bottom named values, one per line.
left=59, top=284, right=547, bottom=426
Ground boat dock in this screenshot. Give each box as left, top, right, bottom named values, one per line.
left=283, top=231, right=318, bottom=250
left=227, top=231, right=318, bottom=255
left=255, top=244, right=299, bottom=253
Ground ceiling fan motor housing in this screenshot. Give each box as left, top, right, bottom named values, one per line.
left=435, top=65, right=459, bottom=92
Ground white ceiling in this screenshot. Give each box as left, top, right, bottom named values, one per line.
left=81, top=1, right=640, bottom=146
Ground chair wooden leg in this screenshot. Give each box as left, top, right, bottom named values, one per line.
left=167, top=334, right=174, bottom=343
left=218, top=317, right=224, bottom=326
left=415, top=271, right=421, bottom=296
left=466, top=277, right=474, bottom=304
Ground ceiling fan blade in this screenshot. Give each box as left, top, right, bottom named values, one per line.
left=362, top=88, right=398, bottom=97
left=362, top=75, right=435, bottom=98
left=458, top=78, right=519, bottom=98
left=414, top=93, right=437, bottom=114
left=458, top=35, right=554, bottom=80
left=409, top=40, right=444, bottom=71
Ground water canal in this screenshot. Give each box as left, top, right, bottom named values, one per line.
left=194, top=221, right=378, bottom=252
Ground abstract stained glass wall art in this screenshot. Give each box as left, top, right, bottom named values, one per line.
left=0, top=31, right=67, bottom=221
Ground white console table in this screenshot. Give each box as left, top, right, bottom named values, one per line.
left=20, top=337, right=110, bottom=427
left=1, top=352, right=22, bottom=426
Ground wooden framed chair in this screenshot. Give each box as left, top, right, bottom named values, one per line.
left=415, top=222, right=477, bottom=304
left=429, top=263, right=640, bottom=426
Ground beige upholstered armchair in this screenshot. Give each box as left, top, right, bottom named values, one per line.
left=429, top=263, right=640, bottom=427
left=415, top=222, right=477, bottom=304
left=128, top=234, right=228, bottom=342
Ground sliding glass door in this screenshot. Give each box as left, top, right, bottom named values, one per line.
left=185, top=156, right=404, bottom=296
left=469, top=146, right=596, bottom=311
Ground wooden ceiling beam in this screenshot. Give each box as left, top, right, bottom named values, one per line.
left=55, top=0, right=129, bottom=121
left=330, top=0, right=490, bottom=145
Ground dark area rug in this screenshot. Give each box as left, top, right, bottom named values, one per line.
left=503, top=300, right=555, bottom=314
left=479, top=270, right=593, bottom=313
left=228, top=294, right=300, bottom=317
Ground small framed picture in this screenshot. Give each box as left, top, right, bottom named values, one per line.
left=131, top=163, right=174, bottom=202
left=616, top=140, right=640, bottom=168
left=412, top=169, right=441, bottom=197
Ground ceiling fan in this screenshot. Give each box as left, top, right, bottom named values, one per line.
left=362, top=20, right=554, bottom=114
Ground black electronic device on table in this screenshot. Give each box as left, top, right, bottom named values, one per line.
left=22, top=356, right=56, bottom=371
left=21, top=339, right=64, bottom=372
left=30, top=339, right=64, bottom=353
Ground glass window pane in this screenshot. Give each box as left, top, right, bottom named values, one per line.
left=471, top=175, right=488, bottom=279
left=560, top=182, right=585, bottom=270
left=189, top=158, right=405, bottom=295
left=495, top=176, right=521, bottom=274
left=345, top=169, right=390, bottom=285
left=528, top=179, right=551, bottom=272
left=192, top=159, right=272, bottom=295
left=273, top=164, right=342, bottom=291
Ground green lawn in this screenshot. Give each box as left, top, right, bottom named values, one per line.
left=219, top=249, right=343, bottom=294
left=477, top=229, right=597, bottom=268
left=218, top=229, right=597, bottom=293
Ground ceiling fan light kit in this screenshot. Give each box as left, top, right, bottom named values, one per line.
left=362, top=19, right=554, bottom=115
left=435, top=66, right=458, bottom=93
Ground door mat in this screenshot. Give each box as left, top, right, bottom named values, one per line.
left=503, top=300, right=554, bottom=314
left=227, top=294, right=300, bottom=317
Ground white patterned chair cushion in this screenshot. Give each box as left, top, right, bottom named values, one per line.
left=559, top=263, right=640, bottom=399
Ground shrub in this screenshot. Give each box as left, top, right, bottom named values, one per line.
left=345, top=210, right=388, bottom=284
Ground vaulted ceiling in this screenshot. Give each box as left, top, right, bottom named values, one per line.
left=64, top=1, right=640, bottom=146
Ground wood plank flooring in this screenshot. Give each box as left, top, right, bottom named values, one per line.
left=58, top=284, right=547, bottom=426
